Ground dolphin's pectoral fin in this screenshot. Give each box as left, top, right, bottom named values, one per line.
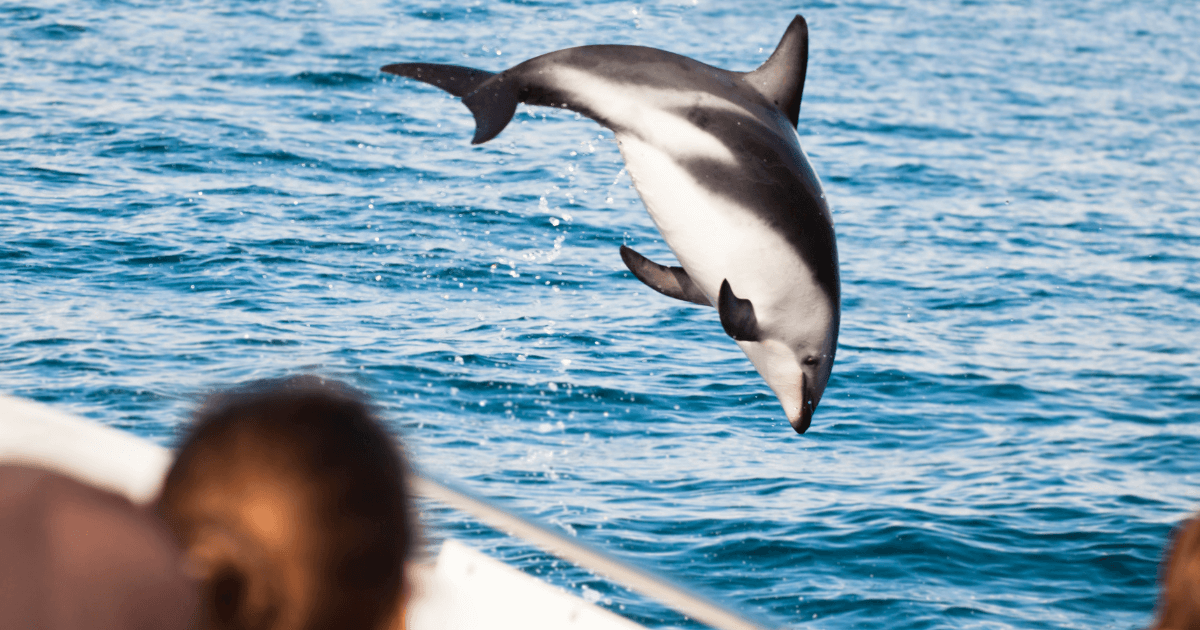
left=717, top=279, right=760, bottom=342
left=381, top=63, right=518, bottom=145
left=619, top=246, right=711, bottom=307
left=743, top=16, right=808, bottom=128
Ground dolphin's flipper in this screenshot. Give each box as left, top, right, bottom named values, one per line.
left=619, top=245, right=711, bottom=307
left=742, top=16, right=808, bottom=128
left=381, top=63, right=517, bottom=144
left=718, top=279, right=760, bottom=342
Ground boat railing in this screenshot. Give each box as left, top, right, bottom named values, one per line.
left=412, top=473, right=778, bottom=630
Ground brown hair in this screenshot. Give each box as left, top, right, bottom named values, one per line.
left=1153, top=514, right=1200, bottom=630
left=156, top=376, right=415, bottom=630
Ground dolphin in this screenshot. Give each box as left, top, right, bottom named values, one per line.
left=382, top=16, right=839, bottom=434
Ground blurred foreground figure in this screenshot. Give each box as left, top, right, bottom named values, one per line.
left=156, top=376, right=416, bottom=630
left=1154, top=514, right=1200, bottom=630
left=0, top=465, right=198, bottom=630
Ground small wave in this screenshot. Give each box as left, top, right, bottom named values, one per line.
left=160, top=162, right=211, bottom=173
left=25, top=166, right=87, bottom=181
left=1, top=6, right=42, bottom=21
left=121, top=254, right=186, bottom=266
left=291, top=71, right=374, bottom=87
left=829, top=119, right=975, bottom=141
left=967, top=381, right=1036, bottom=401
left=100, top=138, right=187, bottom=157
left=0, top=108, right=37, bottom=120
left=407, top=7, right=473, bottom=22
left=231, top=149, right=307, bottom=164
left=23, top=22, right=86, bottom=40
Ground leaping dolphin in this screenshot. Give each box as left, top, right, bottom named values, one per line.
left=382, top=16, right=839, bottom=434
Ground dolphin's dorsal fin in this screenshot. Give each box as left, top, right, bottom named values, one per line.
left=718, top=279, right=760, bottom=342
left=743, top=15, right=809, bottom=128
left=619, top=246, right=712, bottom=307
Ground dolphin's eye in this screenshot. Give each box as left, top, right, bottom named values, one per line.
left=803, top=356, right=819, bottom=366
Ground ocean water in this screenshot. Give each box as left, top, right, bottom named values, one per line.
left=2, top=0, right=1199, bottom=628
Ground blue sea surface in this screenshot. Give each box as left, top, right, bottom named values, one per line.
left=2, top=1, right=1199, bottom=628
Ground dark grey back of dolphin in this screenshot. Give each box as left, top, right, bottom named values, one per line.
left=385, top=16, right=807, bottom=136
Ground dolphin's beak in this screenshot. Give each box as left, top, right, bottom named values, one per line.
left=789, top=373, right=814, bottom=434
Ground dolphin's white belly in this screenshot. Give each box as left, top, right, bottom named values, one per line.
left=615, top=131, right=826, bottom=341
left=548, top=68, right=820, bottom=329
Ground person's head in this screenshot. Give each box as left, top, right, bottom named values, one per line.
left=0, top=465, right=198, bottom=630
left=1153, top=514, right=1200, bottom=630
left=156, top=375, right=416, bottom=630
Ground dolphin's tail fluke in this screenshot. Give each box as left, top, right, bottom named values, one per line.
left=381, top=63, right=494, bottom=97
left=382, top=63, right=518, bottom=144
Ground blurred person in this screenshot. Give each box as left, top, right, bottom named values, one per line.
left=0, top=465, right=198, bottom=630
left=1152, top=513, right=1200, bottom=630
left=156, top=375, right=417, bottom=630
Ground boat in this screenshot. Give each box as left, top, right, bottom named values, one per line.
left=0, top=394, right=772, bottom=630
